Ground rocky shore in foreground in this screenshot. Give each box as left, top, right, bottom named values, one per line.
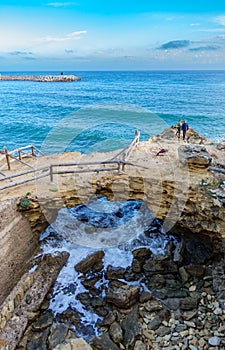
left=0, top=75, right=81, bottom=82
left=12, top=234, right=225, bottom=350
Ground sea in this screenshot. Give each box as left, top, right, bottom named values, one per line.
left=0, top=70, right=225, bottom=154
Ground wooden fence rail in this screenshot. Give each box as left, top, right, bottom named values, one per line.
left=0, top=159, right=148, bottom=191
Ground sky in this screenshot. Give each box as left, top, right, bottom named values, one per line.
left=1, top=0, right=225, bottom=70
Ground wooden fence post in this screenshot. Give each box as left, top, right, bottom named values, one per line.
left=3, top=147, right=11, bottom=170
left=31, top=146, right=35, bottom=157
left=50, top=165, right=54, bottom=182
left=18, top=149, right=22, bottom=160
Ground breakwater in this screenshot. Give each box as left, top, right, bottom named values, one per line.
left=0, top=75, right=81, bottom=82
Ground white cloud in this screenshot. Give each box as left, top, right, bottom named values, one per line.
left=190, top=23, right=200, bottom=27
left=37, top=30, right=87, bottom=43
left=215, top=15, right=225, bottom=26
left=47, top=2, right=77, bottom=7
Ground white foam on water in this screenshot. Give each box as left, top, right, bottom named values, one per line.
left=39, top=198, right=171, bottom=338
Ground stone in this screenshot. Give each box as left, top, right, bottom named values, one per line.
left=32, top=310, right=54, bottom=330
left=48, top=324, right=69, bottom=350
left=70, top=338, right=92, bottom=350
left=106, top=282, right=139, bottom=309
left=27, top=328, right=49, bottom=350
left=132, top=248, right=152, bottom=259
left=109, top=322, right=123, bottom=344
left=91, top=332, right=120, bottom=350
left=132, top=259, right=142, bottom=273
left=173, top=241, right=185, bottom=263
left=101, top=312, right=116, bottom=326
left=155, top=326, right=171, bottom=336
left=179, top=266, right=189, bottom=283
left=179, top=297, right=199, bottom=310
left=143, top=255, right=177, bottom=275
left=185, top=265, right=205, bottom=277
left=218, top=324, right=225, bottom=333
left=74, top=251, right=105, bottom=274
left=121, top=307, right=141, bottom=347
left=143, top=300, right=162, bottom=312
left=134, top=340, right=147, bottom=350
left=208, top=336, right=221, bottom=346
left=57, top=307, right=80, bottom=325
left=106, top=265, right=126, bottom=280
left=139, top=291, right=152, bottom=303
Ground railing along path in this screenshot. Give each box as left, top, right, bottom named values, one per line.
left=0, top=131, right=143, bottom=191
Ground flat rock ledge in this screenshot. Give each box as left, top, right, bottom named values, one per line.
left=0, top=75, right=81, bottom=82
left=0, top=251, right=69, bottom=350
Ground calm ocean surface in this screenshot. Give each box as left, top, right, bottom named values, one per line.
left=0, top=70, right=224, bottom=154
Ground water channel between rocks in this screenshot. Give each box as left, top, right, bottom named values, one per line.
left=37, top=196, right=174, bottom=340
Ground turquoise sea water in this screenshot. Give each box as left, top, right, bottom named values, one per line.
left=0, top=70, right=224, bottom=153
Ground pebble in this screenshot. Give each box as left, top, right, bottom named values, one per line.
left=208, top=336, right=221, bottom=346
left=189, top=285, right=197, bottom=292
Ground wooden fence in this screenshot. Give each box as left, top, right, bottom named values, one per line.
left=0, top=131, right=142, bottom=191
left=0, top=145, right=44, bottom=172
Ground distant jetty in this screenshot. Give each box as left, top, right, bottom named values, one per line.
left=0, top=74, right=81, bottom=82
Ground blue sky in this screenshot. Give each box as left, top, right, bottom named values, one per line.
left=1, top=0, right=225, bottom=70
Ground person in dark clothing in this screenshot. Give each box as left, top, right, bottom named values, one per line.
left=176, top=119, right=182, bottom=138
left=182, top=120, right=189, bottom=140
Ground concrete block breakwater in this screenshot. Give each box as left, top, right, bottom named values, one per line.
left=0, top=74, right=81, bottom=82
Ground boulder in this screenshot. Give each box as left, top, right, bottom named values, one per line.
left=121, top=307, right=141, bottom=347
left=106, top=281, right=140, bottom=308
left=178, top=145, right=212, bottom=168
left=74, top=251, right=105, bottom=274
left=91, top=332, right=120, bottom=350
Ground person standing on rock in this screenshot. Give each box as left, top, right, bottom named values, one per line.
left=176, top=119, right=182, bottom=139
left=182, top=120, right=189, bottom=141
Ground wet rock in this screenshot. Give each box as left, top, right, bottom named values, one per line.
left=91, top=332, right=120, bottom=350
left=147, top=274, right=166, bottom=290
left=106, top=265, right=126, bottom=280
left=139, top=291, right=153, bottom=303
left=106, top=281, right=140, bottom=308
left=185, top=240, right=213, bottom=264
left=75, top=251, right=105, bottom=274
left=124, top=266, right=141, bottom=281
left=82, top=275, right=102, bottom=289
left=143, top=255, right=178, bottom=275
left=185, top=264, right=205, bottom=277
left=91, top=297, right=105, bottom=308
left=178, top=145, right=212, bottom=168
left=27, top=328, right=49, bottom=350
left=76, top=293, right=92, bottom=309
left=109, top=322, right=123, bottom=344
left=132, top=248, right=152, bottom=259
left=57, top=307, right=80, bottom=325
left=48, top=323, right=70, bottom=350
left=173, top=241, right=185, bottom=263
left=121, top=306, right=141, bottom=347
left=101, top=312, right=116, bottom=326
left=179, top=266, right=189, bottom=283
left=32, top=310, right=54, bottom=330
left=132, top=258, right=142, bottom=273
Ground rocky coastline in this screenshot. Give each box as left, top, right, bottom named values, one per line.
left=0, top=75, right=81, bottom=82
left=0, top=127, right=224, bottom=350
